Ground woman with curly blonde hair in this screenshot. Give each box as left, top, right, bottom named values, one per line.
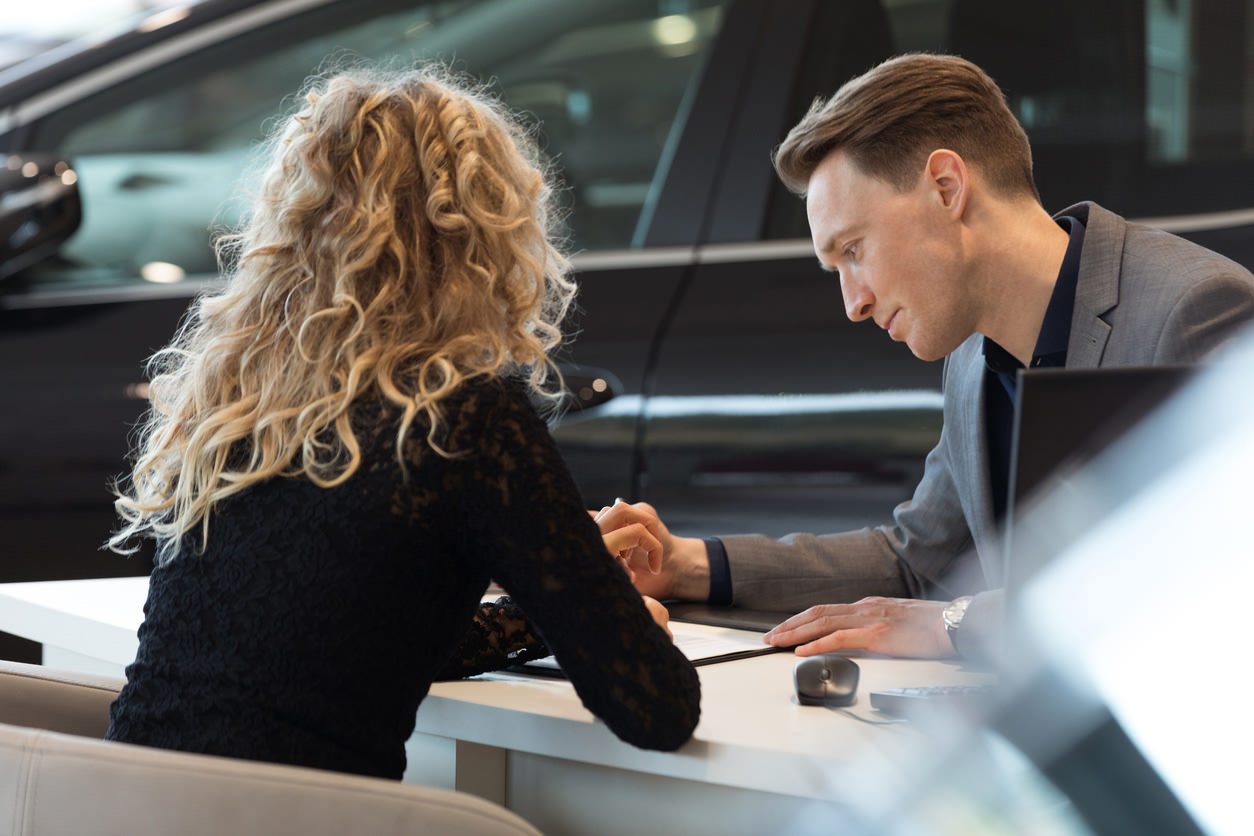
left=105, top=67, right=699, bottom=779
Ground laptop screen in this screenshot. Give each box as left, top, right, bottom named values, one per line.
left=1003, top=366, right=1192, bottom=588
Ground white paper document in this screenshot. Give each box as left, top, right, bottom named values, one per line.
left=515, top=624, right=778, bottom=676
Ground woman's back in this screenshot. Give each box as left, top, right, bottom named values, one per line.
left=107, top=378, right=700, bottom=779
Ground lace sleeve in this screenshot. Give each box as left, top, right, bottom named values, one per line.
left=438, top=382, right=700, bottom=751
left=434, top=596, right=551, bottom=680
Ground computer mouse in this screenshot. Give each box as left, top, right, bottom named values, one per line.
left=793, top=654, right=859, bottom=707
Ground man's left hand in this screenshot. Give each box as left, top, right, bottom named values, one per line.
left=763, top=596, right=956, bottom=659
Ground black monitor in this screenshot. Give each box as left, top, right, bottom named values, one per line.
left=1003, top=366, right=1192, bottom=589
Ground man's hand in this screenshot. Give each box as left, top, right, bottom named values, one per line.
left=592, top=500, right=711, bottom=602
left=763, top=596, right=956, bottom=659
left=600, top=522, right=662, bottom=584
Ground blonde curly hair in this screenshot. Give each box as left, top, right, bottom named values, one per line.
left=110, top=66, right=575, bottom=561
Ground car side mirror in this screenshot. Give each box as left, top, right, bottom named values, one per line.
left=0, top=153, right=82, bottom=281
left=560, top=365, right=623, bottom=410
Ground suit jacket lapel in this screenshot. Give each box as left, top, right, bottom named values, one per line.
left=1059, top=202, right=1122, bottom=368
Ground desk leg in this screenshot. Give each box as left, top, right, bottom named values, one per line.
left=454, top=740, right=508, bottom=807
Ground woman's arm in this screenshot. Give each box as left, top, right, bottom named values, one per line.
left=440, top=382, right=700, bottom=751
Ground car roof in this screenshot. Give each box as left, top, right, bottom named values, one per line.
left=0, top=0, right=277, bottom=109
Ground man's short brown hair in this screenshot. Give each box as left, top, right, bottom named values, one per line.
left=772, top=53, right=1038, bottom=201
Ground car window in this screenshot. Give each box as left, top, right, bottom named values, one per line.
left=18, top=0, right=723, bottom=292
left=765, top=0, right=1254, bottom=239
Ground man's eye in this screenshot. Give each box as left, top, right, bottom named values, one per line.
left=843, top=244, right=858, bottom=260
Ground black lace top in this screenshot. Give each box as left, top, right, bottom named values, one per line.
left=105, top=378, right=701, bottom=780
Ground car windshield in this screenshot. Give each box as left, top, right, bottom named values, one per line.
left=0, top=1, right=200, bottom=69
left=8, top=0, right=723, bottom=294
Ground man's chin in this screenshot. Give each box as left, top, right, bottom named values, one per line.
left=905, top=339, right=948, bottom=363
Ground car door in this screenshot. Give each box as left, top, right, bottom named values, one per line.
left=637, top=0, right=944, bottom=540
left=637, top=0, right=1254, bottom=543
left=0, top=0, right=733, bottom=593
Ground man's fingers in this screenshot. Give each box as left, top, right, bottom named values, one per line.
left=594, top=501, right=662, bottom=538
left=642, top=541, right=662, bottom=574
left=602, top=523, right=662, bottom=570
left=794, top=628, right=874, bottom=656
left=765, top=608, right=822, bottom=636
left=764, top=605, right=854, bottom=645
left=622, top=524, right=662, bottom=565
left=764, top=597, right=954, bottom=659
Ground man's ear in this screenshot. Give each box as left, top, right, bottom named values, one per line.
left=925, top=149, right=967, bottom=218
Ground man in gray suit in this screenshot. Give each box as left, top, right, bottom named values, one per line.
left=598, top=53, right=1254, bottom=661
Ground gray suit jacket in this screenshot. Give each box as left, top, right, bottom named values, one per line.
left=722, top=202, right=1254, bottom=615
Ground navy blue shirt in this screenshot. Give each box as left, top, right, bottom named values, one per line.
left=704, top=215, right=1086, bottom=605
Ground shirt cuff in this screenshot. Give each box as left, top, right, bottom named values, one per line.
left=704, top=537, right=733, bottom=606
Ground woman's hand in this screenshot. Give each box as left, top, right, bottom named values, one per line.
left=641, top=595, right=673, bottom=640
left=598, top=521, right=673, bottom=641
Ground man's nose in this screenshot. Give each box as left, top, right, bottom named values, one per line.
left=839, top=273, right=874, bottom=322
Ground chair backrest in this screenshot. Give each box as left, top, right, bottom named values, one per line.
left=0, top=662, right=543, bottom=835
left=0, top=723, right=543, bottom=836
left=0, top=660, right=122, bottom=738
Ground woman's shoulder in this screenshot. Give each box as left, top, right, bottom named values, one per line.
left=352, top=373, right=555, bottom=458
left=353, top=373, right=533, bottom=421
left=441, top=375, right=555, bottom=443
left=454, top=373, right=529, bottom=404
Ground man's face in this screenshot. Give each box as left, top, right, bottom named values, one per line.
left=806, top=149, right=975, bottom=362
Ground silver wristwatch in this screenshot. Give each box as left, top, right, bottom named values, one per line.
left=942, top=595, right=974, bottom=640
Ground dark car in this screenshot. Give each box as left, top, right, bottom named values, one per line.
left=3, top=0, right=1253, bottom=592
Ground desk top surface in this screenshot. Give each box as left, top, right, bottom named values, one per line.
left=0, top=576, right=996, bottom=801
left=0, top=576, right=148, bottom=665
left=420, top=621, right=994, bottom=799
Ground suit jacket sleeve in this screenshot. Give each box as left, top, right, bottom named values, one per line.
left=1151, top=272, right=1254, bottom=363
left=720, top=355, right=979, bottom=612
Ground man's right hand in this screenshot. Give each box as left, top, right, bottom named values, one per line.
left=593, top=500, right=712, bottom=602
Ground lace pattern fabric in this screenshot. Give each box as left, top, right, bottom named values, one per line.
left=106, top=378, right=700, bottom=779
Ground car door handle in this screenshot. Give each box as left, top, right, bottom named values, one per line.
left=118, top=173, right=175, bottom=190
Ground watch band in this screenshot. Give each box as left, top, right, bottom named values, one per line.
left=942, top=595, right=974, bottom=638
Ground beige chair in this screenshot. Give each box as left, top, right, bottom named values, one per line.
left=0, top=660, right=541, bottom=835
left=0, top=660, right=123, bottom=738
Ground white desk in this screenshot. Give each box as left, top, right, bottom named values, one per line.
left=0, top=577, right=996, bottom=835
left=0, top=577, right=146, bottom=676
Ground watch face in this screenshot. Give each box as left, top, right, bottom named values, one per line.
left=944, top=597, right=971, bottom=631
